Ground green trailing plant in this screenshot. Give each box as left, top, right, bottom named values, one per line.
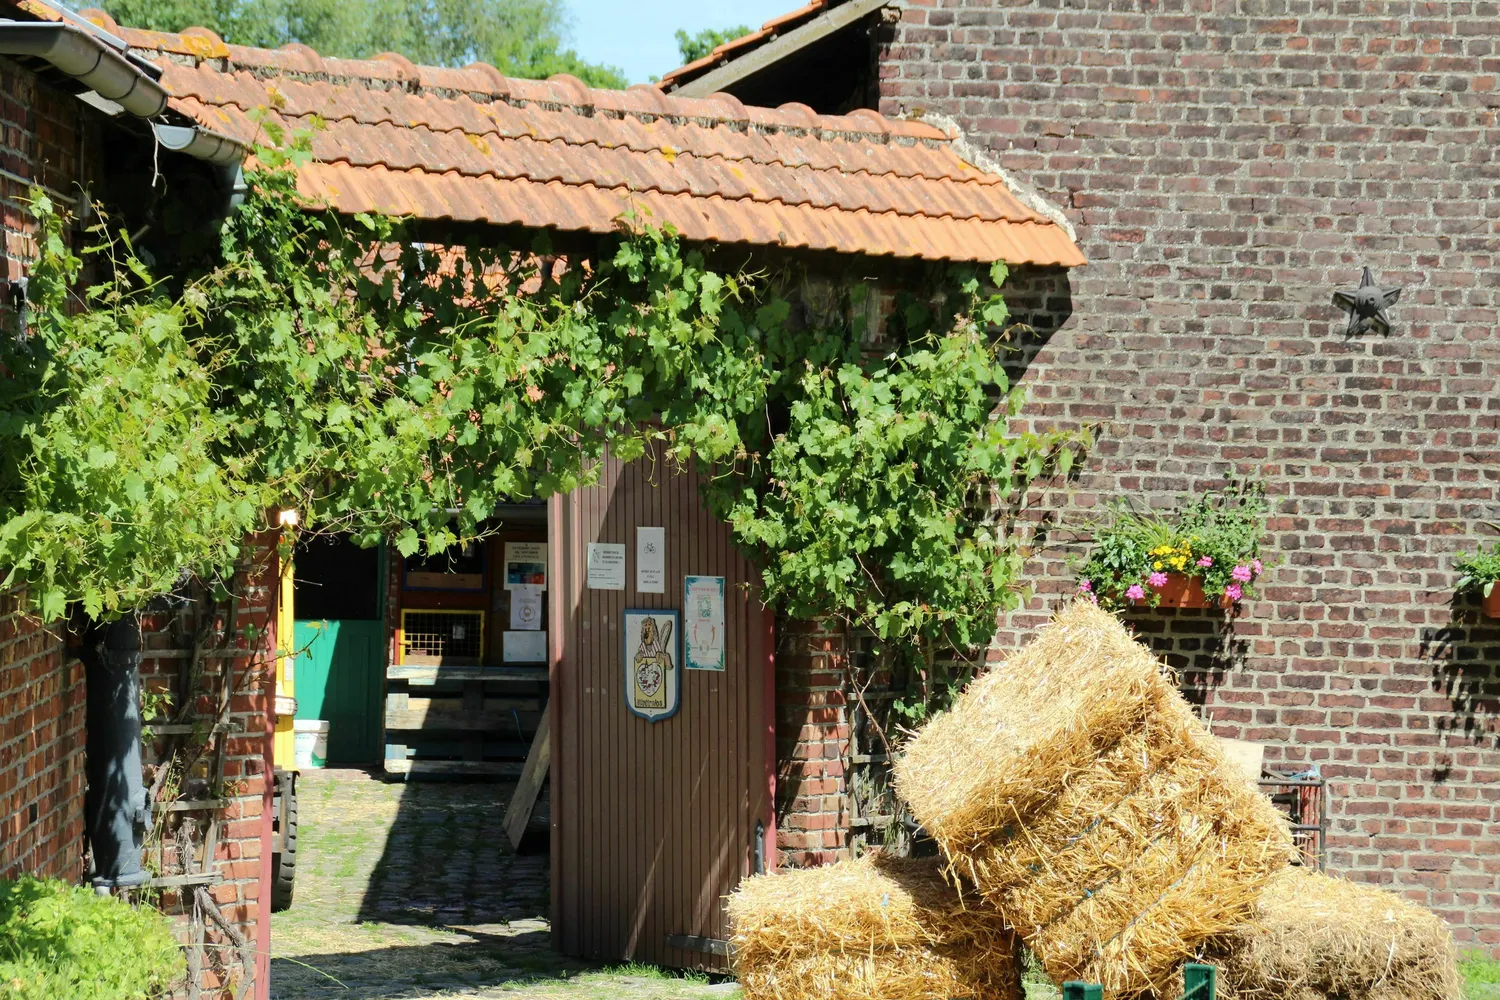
left=1453, top=533, right=1500, bottom=599
left=0, top=126, right=1085, bottom=717
left=0, top=876, right=185, bottom=999
left=1076, top=480, right=1268, bottom=610
left=0, top=198, right=271, bottom=619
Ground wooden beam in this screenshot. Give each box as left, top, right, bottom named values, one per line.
left=670, top=0, right=890, bottom=99
left=384, top=700, right=543, bottom=732
left=383, top=759, right=525, bottom=778
left=503, top=709, right=551, bottom=849
left=387, top=663, right=548, bottom=684
left=665, top=934, right=730, bottom=957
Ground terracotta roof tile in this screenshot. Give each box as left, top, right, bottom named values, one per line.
left=657, top=0, right=831, bottom=92
left=122, top=24, right=1083, bottom=266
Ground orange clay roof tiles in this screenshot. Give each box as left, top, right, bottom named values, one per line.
left=656, top=0, right=835, bottom=92
left=82, top=10, right=1084, bottom=266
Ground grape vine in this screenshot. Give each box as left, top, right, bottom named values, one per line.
left=0, top=130, right=1083, bottom=714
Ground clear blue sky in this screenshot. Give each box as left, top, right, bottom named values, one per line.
left=564, top=0, right=799, bottom=85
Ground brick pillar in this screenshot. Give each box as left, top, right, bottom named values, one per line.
left=137, top=534, right=277, bottom=998
left=774, top=617, right=850, bottom=869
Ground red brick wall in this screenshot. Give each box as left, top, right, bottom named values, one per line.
left=774, top=618, right=850, bottom=868
left=880, top=1, right=1500, bottom=955
left=0, top=53, right=93, bottom=887
left=0, top=56, right=82, bottom=268
left=0, top=589, right=86, bottom=881
left=138, top=540, right=277, bottom=998
left=0, top=49, right=274, bottom=998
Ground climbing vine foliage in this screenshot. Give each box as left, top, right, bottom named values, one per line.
left=0, top=132, right=1083, bottom=713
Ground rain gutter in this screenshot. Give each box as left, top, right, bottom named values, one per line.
left=0, top=20, right=248, bottom=169
left=0, top=20, right=167, bottom=117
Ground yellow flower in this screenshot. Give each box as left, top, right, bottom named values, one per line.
left=1171, top=557, right=1186, bottom=570
left=1153, top=561, right=1163, bottom=570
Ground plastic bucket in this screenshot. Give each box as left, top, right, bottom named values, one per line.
left=293, top=719, right=329, bottom=769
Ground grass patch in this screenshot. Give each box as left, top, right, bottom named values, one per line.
left=596, top=962, right=712, bottom=986
left=1464, top=953, right=1500, bottom=1000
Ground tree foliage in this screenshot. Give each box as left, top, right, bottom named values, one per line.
left=674, top=25, right=751, bottom=64
left=1, top=128, right=1082, bottom=714
left=92, top=0, right=628, bottom=88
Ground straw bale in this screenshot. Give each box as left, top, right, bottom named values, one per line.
left=727, top=852, right=1022, bottom=1000
left=893, top=601, right=1293, bottom=998
left=1205, top=868, right=1462, bottom=1000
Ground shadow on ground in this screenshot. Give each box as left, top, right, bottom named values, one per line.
left=271, top=770, right=734, bottom=1000
left=273, top=927, right=565, bottom=999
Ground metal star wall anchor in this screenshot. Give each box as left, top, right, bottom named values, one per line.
left=1331, top=267, right=1403, bottom=336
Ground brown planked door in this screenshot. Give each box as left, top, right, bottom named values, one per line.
left=548, top=444, right=774, bottom=970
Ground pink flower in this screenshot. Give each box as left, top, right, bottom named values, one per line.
left=1148, top=571, right=1169, bottom=588
left=1231, top=564, right=1253, bottom=583
left=1251, top=558, right=1264, bottom=576
left=1197, top=556, right=1213, bottom=568
left=526, top=385, right=544, bottom=403
left=1125, top=584, right=1146, bottom=602
left=1225, top=583, right=1243, bottom=602
left=1077, top=579, right=1093, bottom=593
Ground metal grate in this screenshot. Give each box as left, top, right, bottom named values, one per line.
left=401, top=609, right=485, bottom=665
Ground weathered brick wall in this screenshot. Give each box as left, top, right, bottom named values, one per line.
left=0, top=57, right=91, bottom=886
left=138, top=540, right=277, bottom=998
left=881, top=0, right=1500, bottom=954
left=0, top=590, right=86, bottom=881
left=0, top=56, right=82, bottom=270
left=774, top=618, right=851, bottom=868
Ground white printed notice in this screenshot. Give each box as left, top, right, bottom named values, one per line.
left=586, top=542, right=627, bottom=590
left=636, top=527, right=665, bottom=593
left=503, top=630, right=548, bottom=663
left=510, top=584, right=543, bottom=630
left=684, top=575, right=726, bottom=671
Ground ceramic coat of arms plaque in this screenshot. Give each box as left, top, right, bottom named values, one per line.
left=623, top=609, right=680, bottom=722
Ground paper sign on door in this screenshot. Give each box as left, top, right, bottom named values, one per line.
left=636, top=527, right=665, bottom=593
left=587, top=543, right=626, bottom=590
left=684, top=575, right=725, bottom=671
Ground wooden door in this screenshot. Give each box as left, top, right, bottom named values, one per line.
left=549, top=445, right=774, bottom=970
left=292, top=619, right=386, bottom=763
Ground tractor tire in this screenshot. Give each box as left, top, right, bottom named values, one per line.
left=271, top=770, right=298, bottom=912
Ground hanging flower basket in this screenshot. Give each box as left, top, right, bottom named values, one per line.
left=1073, top=481, right=1269, bottom=612
left=1150, top=573, right=1232, bottom=610
left=1453, top=542, right=1500, bottom=618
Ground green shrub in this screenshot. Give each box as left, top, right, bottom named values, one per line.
left=0, top=877, right=183, bottom=1000
left=1454, top=542, right=1500, bottom=597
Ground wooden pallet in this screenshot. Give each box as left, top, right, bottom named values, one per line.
left=383, top=662, right=547, bottom=779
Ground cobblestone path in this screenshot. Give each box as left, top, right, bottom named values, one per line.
left=270, top=769, right=737, bottom=1000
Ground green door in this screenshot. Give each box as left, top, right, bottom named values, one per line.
left=293, top=620, right=385, bottom=763
left=291, top=535, right=387, bottom=765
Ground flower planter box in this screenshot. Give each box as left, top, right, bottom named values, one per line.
left=1138, top=573, right=1232, bottom=611
left=1484, top=586, right=1500, bottom=619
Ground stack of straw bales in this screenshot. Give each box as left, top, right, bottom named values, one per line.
left=727, top=852, right=1022, bottom=1000
left=1206, top=867, right=1462, bottom=1000
left=894, top=601, right=1294, bottom=997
